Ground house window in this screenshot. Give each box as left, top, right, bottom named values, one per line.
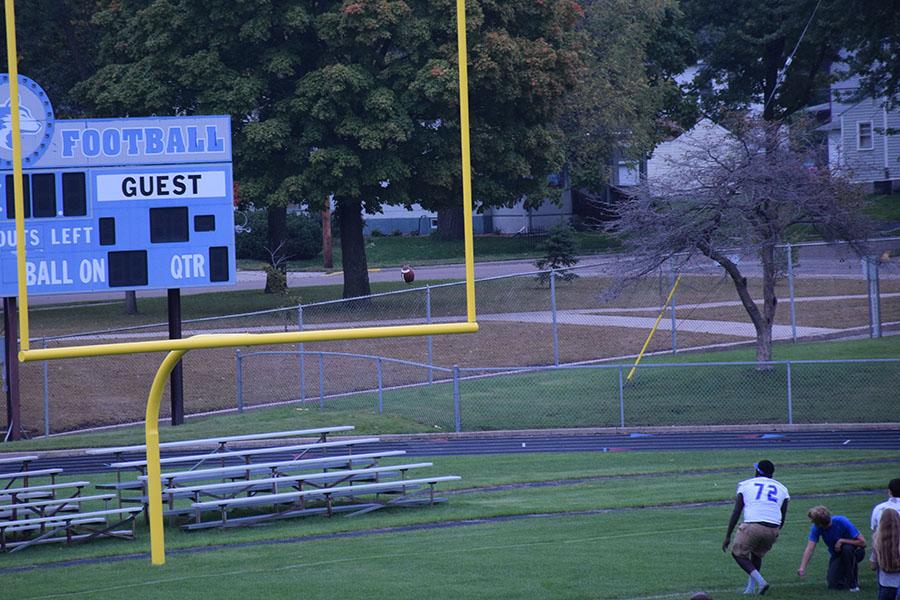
left=857, top=121, right=874, bottom=151
left=430, top=217, right=438, bottom=230
left=617, top=161, right=640, bottom=186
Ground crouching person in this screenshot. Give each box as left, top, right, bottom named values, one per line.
left=797, top=505, right=867, bottom=591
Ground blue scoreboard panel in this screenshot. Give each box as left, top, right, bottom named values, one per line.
left=0, top=75, right=235, bottom=297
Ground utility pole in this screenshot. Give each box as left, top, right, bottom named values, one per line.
left=322, top=203, right=333, bottom=269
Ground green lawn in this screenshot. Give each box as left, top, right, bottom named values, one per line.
left=238, top=231, right=619, bottom=272
left=3, top=449, right=897, bottom=599
left=865, top=193, right=900, bottom=225
left=3, top=336, right=897, bottom=452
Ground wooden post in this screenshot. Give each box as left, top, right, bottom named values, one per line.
left=167, top=289, right=184, bottom=426
left=322, top=204, right=333, bottom=269
left=3, top=297, right=21, bottom=441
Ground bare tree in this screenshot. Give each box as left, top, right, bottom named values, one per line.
left=608, top=116, right=873, bottom=363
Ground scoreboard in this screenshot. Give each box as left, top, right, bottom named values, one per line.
left=0, top=74, right=235, bottom=296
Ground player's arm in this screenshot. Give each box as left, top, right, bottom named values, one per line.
left=834, top=532, right=866, bottom=552
left=779, top=498, right=789, bottom=528
left=797, top=540, right=817, bottom=576
left=723, top=494, right=744, bottom=552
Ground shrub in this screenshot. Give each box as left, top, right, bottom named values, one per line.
left=236, top=209, right=323, bottom=262
left=534, top=223, right=580, bottom=286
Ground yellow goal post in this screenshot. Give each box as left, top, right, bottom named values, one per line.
left=4, top=0, right=479, bottom=565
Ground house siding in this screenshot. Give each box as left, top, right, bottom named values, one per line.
left=887, top=107, right=900, bottom=180
left=839, top=99, right=895, bottom=183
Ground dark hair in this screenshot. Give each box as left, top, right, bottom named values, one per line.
left=755, top=460, right=775, bottom=477
left=889, top=478, right=900, bottom=498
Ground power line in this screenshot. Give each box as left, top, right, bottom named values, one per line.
left=764, top=0, right=823, bottom=113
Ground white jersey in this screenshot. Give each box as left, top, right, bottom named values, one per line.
left=871, top=497, right=900, bottom=531
left=737, top=476, right=790, bottom=525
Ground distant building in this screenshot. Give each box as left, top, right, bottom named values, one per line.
left=809, top=66, right=900, bottom=193
left=361, top=174, right=572, bottom=236
left=646, top=118, right=733, bottom=190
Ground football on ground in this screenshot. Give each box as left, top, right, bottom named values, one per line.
left=401, top=264, right=415, bottom=283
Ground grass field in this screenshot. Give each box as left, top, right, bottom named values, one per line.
left=2, top=449, right=897, bottom=599
left=3, top=335, right=898, bottom=452
left=237, top=231, right=620, bottom=272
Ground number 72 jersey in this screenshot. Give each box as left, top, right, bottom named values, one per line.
left=737, top=476, right=790, bottom=525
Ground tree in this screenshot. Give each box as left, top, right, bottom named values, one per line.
left=561, top=0, right=694, bottom=191
left=825, top=0, right=900, bottom=106
left=684, top=0, right=900, bottom=119
left=683, top=0, right=842, bottom=122
left=0, top=0, right=100, bottom=118
left=404, top=0, right=584, bottom=239
left=534, top=223, right=580, bottom=286
left=75, top=0, right=324, bottom=292
left=609, top=116, right=872, bottom=363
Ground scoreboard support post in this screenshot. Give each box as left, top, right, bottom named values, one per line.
left=167, top=289, right=184, bottom=426
left=2, top=297, right=21, bottom=441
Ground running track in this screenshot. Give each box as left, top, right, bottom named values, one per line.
left=29, top=428, right=900, bottom=474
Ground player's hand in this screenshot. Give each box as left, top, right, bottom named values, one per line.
left=835, top=540, right=843, bottom=552
left=797, top=567, right=806, bottom=577
left=722, top=538, right=730, bottom=553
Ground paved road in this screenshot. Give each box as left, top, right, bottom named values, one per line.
left=27, top=428, right=900, bottom=474
left=27, top=236, right=900, bottom=307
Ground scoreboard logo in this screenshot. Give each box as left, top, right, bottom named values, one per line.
left=0, top=74, right=55, bottom=169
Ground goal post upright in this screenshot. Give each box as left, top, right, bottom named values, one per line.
left=4, top=0, right=31, bottom=351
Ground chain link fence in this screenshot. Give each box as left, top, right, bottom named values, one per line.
left=5, top=237, right=899, bottom=436
left=236, top=355, right=900, bottom=430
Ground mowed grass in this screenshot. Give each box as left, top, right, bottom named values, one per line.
left=3, top=336, right=898, bottom=452
left=238, top=231, right=620, bottom=272
left=2, top=449, right=897, bottom=599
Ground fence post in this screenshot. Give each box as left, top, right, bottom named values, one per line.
left=319, top=353, right=325, bottom=409
left=550, top=270, right=559, bottom=367
left=426, top=286, right=433, bottom=384
left=376, top=358, right=384, bottom=415
left=864, top=257, right=882, bottom=338
left=786, top=243, right=797, bottom=342
left=42, top=338, right=49, bottom=437
left=235, top=349, right=243, bottom=413
left=618, top=366, right=625, bottom=428
left=785, top=361, right=793, bottom=425
left=452, top=365, right=461, bottom=433
left=669, top=267, right=677, bottom=354
left=297, top=306, right=305, bottom=401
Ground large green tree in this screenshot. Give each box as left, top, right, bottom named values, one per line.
left=74, top=0, right=583, bottom=294
left=561, top=0, right=695, bottom=191
left=0, top=0, right=100, bottom=118
left=75, top=0, right=324, bottom=290
left=398, top=0, right=584, bottom=239
left=684, top=0, right=900, bottom=119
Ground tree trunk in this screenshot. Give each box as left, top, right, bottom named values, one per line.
left=123, top=291, right=138, bottom=315
left=336, top=197, right=371, bottom=298
left=436, top=205, right=465, bottom=240
left=756, top=242, right=778, bottom=365
left=700, top=243, right=774, bottom=366
left=265, top=205, right=288, bottom=293
left=322, top=206, right=333, bottom=269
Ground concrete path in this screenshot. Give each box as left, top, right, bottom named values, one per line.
left=477, top=310, right=840, bottom=340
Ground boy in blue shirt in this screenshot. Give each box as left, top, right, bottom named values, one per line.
left=797, top=505, right=867, bottom=591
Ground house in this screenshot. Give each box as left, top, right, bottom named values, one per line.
left=810, top=67, right=900, bottom=193
left=646, top=118, right=734, bottom=190
left=361, top=174, right=573, bottom=236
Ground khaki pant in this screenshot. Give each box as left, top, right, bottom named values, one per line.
left=732, top=522, right=779, bottom=559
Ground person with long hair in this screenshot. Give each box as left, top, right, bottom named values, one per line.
left=871, top=508, right=900, bottom=600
